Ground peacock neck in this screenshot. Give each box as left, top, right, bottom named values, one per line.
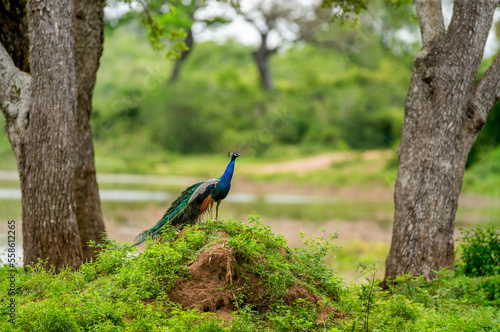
left=220, top=159, right=235, bottom=185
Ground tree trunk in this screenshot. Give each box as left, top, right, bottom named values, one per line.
left=73, top=0, right=106, bottom=261
left=0, top=0, right=30, bottom=72
left=170, top=27, right=194, bottom=83
left=385, top=1, right=498, bottom=281
left=0, top=0, right=105, bottom=266
left=252, top=32, right=276, bottom=90
left=20, top=0, right=83, bottom=270
left=253, top=51, right=272, bottom=90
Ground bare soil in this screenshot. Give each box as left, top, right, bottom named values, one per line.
left=166, top=233, right=343, bottom=320
left=243, top=150, right=393, bottom=175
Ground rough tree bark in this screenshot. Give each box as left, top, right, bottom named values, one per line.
left=0, top=0, right=107, bottom=269
left=385, top=1, right=500, bottom=281
left=73, top=0, right=106, bottom=261
left=20, top=0, right=84, bottom=269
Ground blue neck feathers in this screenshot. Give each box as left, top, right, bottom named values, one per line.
left=220, top=158, right=235, bottom=185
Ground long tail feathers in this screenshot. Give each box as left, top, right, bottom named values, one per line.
left=128, top=181, right=203, bottom=248
left=129, top=217, right=169, bottom=248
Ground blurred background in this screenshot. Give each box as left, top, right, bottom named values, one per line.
left=1, top=0, right=500, bottom=281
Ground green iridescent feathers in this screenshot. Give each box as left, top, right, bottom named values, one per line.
left=131, top=181, right=203, bottom=247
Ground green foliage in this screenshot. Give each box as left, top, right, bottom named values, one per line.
left=382, top=224, right=500, bottom=313
left=293, top=231, right=343, bottom=298
left=219, top=214, right=344, bottom=306
left=467, top=103, right=500, bottom=167
left=0, top=215, right=343, bottom=331
left=321, top=0, right=369, bottom=21
left=122, top=0, right=231, bottom=61
left=2, top=217, right=500, bottom=331
left=332, top=279, right=423, bottom=331
left=458, top=223, right=500, bottom=277
left=120, top=0, right=189, bottom=60
left=386, top=269, right=500, bottom=313
left=351, top=269, right=500, bottom=331
left=267, top=300, right=320, bottom=331
left=91, top=21, right=412, bottom=165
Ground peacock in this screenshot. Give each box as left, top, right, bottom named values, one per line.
left=130, top=152, right=240, bottom=247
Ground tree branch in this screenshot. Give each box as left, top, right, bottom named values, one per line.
left=0, top=42, right=31, bottom=158
left=137, top=0, right=157, bottom=32
left=469, top=51, right=500, bottom=130
left=239, top=11, right=266, bottom=35
left=413, top=0, right=445, bottom=47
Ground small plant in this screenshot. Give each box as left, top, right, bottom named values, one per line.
left=357, top=272, right=377, bottom=332
left=458, top=223, right=500, bottom=277
left=2, top=218, right=500, bottom=331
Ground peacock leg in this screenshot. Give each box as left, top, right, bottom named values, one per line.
left=215, top=200, right=221, bottom=221
left=210, top=201, right=214, bottom=220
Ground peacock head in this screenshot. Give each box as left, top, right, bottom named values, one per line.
left=228, top=152, right=240, bottom=161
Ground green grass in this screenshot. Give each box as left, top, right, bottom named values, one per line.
left=0, top=117, right=17, bottom=171
left=1, top=217, right=499, bottom=331
left=332, top=240, right=390, bottom=280
left=456, top=204, right=500, bottom=227
left=464, top=146, right=500, bottom=198
left=0, top=215, right=344, bottom=331
left=0, top=200, right=22, bottom=223
left=0, top=180, right=20, bottom=189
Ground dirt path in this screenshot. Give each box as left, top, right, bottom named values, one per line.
left=243, top=150, right=393, bottom=175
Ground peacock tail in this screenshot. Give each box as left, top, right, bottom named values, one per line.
left=130, top=152, right=239, bottom=248
left=131, top=181, right=205, bottom=247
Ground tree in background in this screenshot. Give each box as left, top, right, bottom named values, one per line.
left=128, top=0, right=229, bottom=82
left=235, top=0, right=370, bottom=90
left=376, top=1, right=500, bottom=280
left=237, top=0, right=339, bottom=90
left=121, top=0, right=368, bottom=90
left=0, top=0, right=106, bottom=269
left=312, top=0, right=417, bottom=58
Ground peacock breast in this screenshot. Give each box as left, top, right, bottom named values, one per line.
left=212, top=182, right=230, bottom=201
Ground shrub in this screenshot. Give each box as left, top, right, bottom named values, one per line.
left=2, top=218, right=500, bottom=331
left=458, top=223, right=500, bottom=277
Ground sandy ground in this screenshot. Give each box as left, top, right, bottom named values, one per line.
left=106, top=211, right=393, bottom=246
left=242, top=150, right=394, bottom=175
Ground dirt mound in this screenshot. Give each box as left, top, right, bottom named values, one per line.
left=168, top=242, right=239, bottom=315
left=167, top=238, right=336, bottom=319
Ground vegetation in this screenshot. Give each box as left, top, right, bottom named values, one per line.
left=1, top=17, right=500, bottom=194
left=1, top=3, right=499, bottom=329
left=93, top=22, right=411, bottom=155
left=458, top=223, right=500, bottom=278
left=1, top=216, right=499, bottom=331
